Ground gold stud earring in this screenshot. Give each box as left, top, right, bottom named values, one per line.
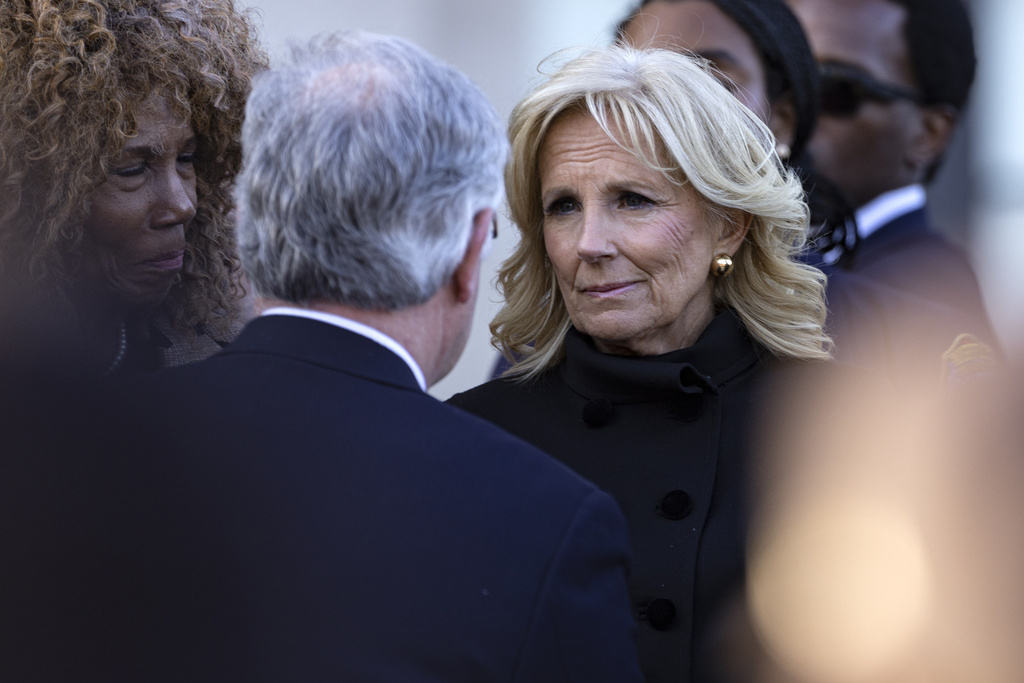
left=711, top=253, right=734, bottom=277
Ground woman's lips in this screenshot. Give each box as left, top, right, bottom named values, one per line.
left=143, top=248, right=185, bottom=271
left=581, top=281, right=639, bottom=298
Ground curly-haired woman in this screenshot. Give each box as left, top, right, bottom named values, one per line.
left=0, top=0, right=267, bottom=373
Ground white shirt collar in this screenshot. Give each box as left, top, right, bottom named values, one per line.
left=259, top=306, right=427, bottom=391
left=855, top=184, right=926, bottom=239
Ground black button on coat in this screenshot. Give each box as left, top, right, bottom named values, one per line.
left=449, top=310, right=776, bottom=683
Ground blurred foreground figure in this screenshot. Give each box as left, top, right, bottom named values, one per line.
left=113, top=31, right=642, bottom=682
left=745, top=357, right=1022, bottom=683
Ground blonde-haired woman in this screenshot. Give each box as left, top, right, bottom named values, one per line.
left=449, top=44, right=830, bottom=682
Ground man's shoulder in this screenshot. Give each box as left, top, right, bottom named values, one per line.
left=848, top=207, right=986, bottom=312
left=129, top=314, right=422, bottom=395
left=858, top=208, right=971, bottom=266
left=125, top=352, right=597, bottom=499
left=448, top=372, right=561, bottom=413
left=432, top=385, right=598, bottom=492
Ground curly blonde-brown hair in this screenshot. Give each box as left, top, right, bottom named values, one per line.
left=0, top=0, right=267, bottom=335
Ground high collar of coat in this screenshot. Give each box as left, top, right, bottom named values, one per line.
left=559, top=309, right=763, bottom=404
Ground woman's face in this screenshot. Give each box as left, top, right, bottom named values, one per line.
left=539, top=111, right=745, bottom=356
left=80, top=93, right=197, bottom=313
left=621, top=0, right=796, bottom=149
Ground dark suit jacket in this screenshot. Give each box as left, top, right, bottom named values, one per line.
left=3, top=314, right=642, bottom=682
left=832, top=208, right=993, bottom=335
left=845, top=208, right=983, bottom=308
left=821, top=207, right=999, bottom=376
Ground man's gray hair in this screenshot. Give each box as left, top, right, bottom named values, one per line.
left=236, top=31, right=508, bottom=309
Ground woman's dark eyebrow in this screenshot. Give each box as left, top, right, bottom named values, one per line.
left=118, top=135, right=197, bottom=159
left=606, top=179, right=661, bottom=196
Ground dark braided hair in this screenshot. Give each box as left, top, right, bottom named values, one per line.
left=617, top=0, right=819, bottom=162
left=891, top=0, right=976, bottom=111
left=890, top=0, right=975, bottom=184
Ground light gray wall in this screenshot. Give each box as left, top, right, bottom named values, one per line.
left=970, top=0, right=1024, bottom=357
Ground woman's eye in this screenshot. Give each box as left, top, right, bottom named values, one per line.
left=112, top=163, right=146, bottom=178
left=544, top=197, right=579, bottom=216
left=177, top=152, right=196, bottom=165
left=620, top=192, right=653, bottom=209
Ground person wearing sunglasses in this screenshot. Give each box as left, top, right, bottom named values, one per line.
left=787, top=0, right=994, bottom=349
left=818, top=62, right=923, bottom=118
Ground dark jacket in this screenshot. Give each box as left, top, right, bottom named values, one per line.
left=2, top=314, right=644, bottom=682
left=827, top=207, right=996, bottom=352
left=843, top=207, right=985, bottom=314
left=449, top=310, right=780, bottom=683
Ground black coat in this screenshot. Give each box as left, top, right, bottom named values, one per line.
left=2, top=315, right=645, bottom=682
left=449, top=310, right=780, bottom=683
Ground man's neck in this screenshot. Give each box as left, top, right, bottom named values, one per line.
left=257, top=297, right=448, bottom=387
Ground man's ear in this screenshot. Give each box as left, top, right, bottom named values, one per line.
left=717, top=210, right=751, bottom=256
left=768, top=92, right=797, bottom=153
left=909, top=104, right=956, bottom=172
left=452, top=208, right=492, bottom=305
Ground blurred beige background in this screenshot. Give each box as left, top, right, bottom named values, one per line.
left=238, top=0, right=1024, bottom=399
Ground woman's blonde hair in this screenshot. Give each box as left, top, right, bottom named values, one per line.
left=0, top=0, right=267, bottom=335
left=494, top=45, right=832, bottom=379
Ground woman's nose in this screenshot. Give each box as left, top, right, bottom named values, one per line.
left=576, top=210, right=616, bottom=263
left=154, top=168, right=197, bottom=228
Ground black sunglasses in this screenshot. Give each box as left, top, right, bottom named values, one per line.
left=819, top=64, right=924, bottom=117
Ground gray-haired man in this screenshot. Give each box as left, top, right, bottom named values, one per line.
left=129, top=31, right=643, bottom=681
